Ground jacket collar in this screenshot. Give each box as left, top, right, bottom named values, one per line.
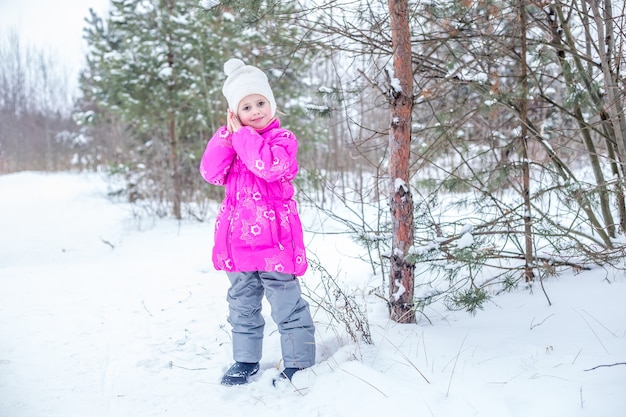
left=255, top=117, right=280, bottom=134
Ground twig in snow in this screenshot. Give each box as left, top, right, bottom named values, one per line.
left=446, top=334, right=468, bottom=398
left=100, top=238, right=115, bottom=249
left=168, top=361, right=208, bottom=371
left=581, top=309, right=617, bottom=337
left=142, top=300, right=153, bottom=317
left=340, top=367, right=388, bottom=398
left=580, top=387, right=584, bottom=408
left=584, top=362, right=626, bottom=371
left=575, top=309, right=609, bottom=354
left=538, top=271, right=552, bottom=306
left=375, top=330, right=430, bottom=384
left=530, top=313, right=555, bottom=330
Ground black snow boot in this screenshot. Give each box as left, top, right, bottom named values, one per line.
left=221, top=362, right=260, bottom=386
left=272, top=367, right=301, bottom=386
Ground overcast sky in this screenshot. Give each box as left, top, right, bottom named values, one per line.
left=0, top=0, right=110, bottom=92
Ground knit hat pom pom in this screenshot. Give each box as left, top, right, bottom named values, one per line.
left=224, top=58, right=245, bottom=76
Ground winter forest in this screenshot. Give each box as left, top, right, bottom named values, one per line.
left=4, top=0, right=626, bottom=315
left=2, top=0, right=626, bottom=415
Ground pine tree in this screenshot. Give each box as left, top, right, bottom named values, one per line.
left=80, top=0, right=224, bottom=218
left=79, top=0, right=317, bottom=218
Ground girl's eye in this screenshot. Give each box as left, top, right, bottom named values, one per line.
left=258, top=101, right=265, bottom=107
left=242, top=106, right=249, bottom=111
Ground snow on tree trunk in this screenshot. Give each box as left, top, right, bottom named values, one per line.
left=387, top=0, right=415, bottom=324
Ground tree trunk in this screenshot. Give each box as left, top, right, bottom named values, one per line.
left=546, top=3, right=614, bottom=246
left=388, top=0, right=415, bottom=323
left=519, top=0, right=534, bottom=282
left=166, top=0, right=182, bottom=220
left=590, top=0, right=626, bottom=232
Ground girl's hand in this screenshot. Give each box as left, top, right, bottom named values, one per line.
left=226, top=109, right=242, bottom=133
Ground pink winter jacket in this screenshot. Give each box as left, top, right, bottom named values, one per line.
left=199, top=118, right=308, bottom=276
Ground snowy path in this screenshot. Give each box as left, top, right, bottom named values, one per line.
left=1, top=172, right=625, bottom=417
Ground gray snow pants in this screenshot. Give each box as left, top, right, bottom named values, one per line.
left=225, top=271, right=316, bottom=369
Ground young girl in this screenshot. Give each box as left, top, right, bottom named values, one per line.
left=199, top=58, right=316, bottom=386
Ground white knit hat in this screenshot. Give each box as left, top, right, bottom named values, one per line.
left=222, top=58, right=276, bottom=117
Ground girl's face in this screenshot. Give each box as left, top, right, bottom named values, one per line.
left=236, top=94, right=272, bottom=130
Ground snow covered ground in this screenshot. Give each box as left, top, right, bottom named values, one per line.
left=1, top=171, right=625, bottom=417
